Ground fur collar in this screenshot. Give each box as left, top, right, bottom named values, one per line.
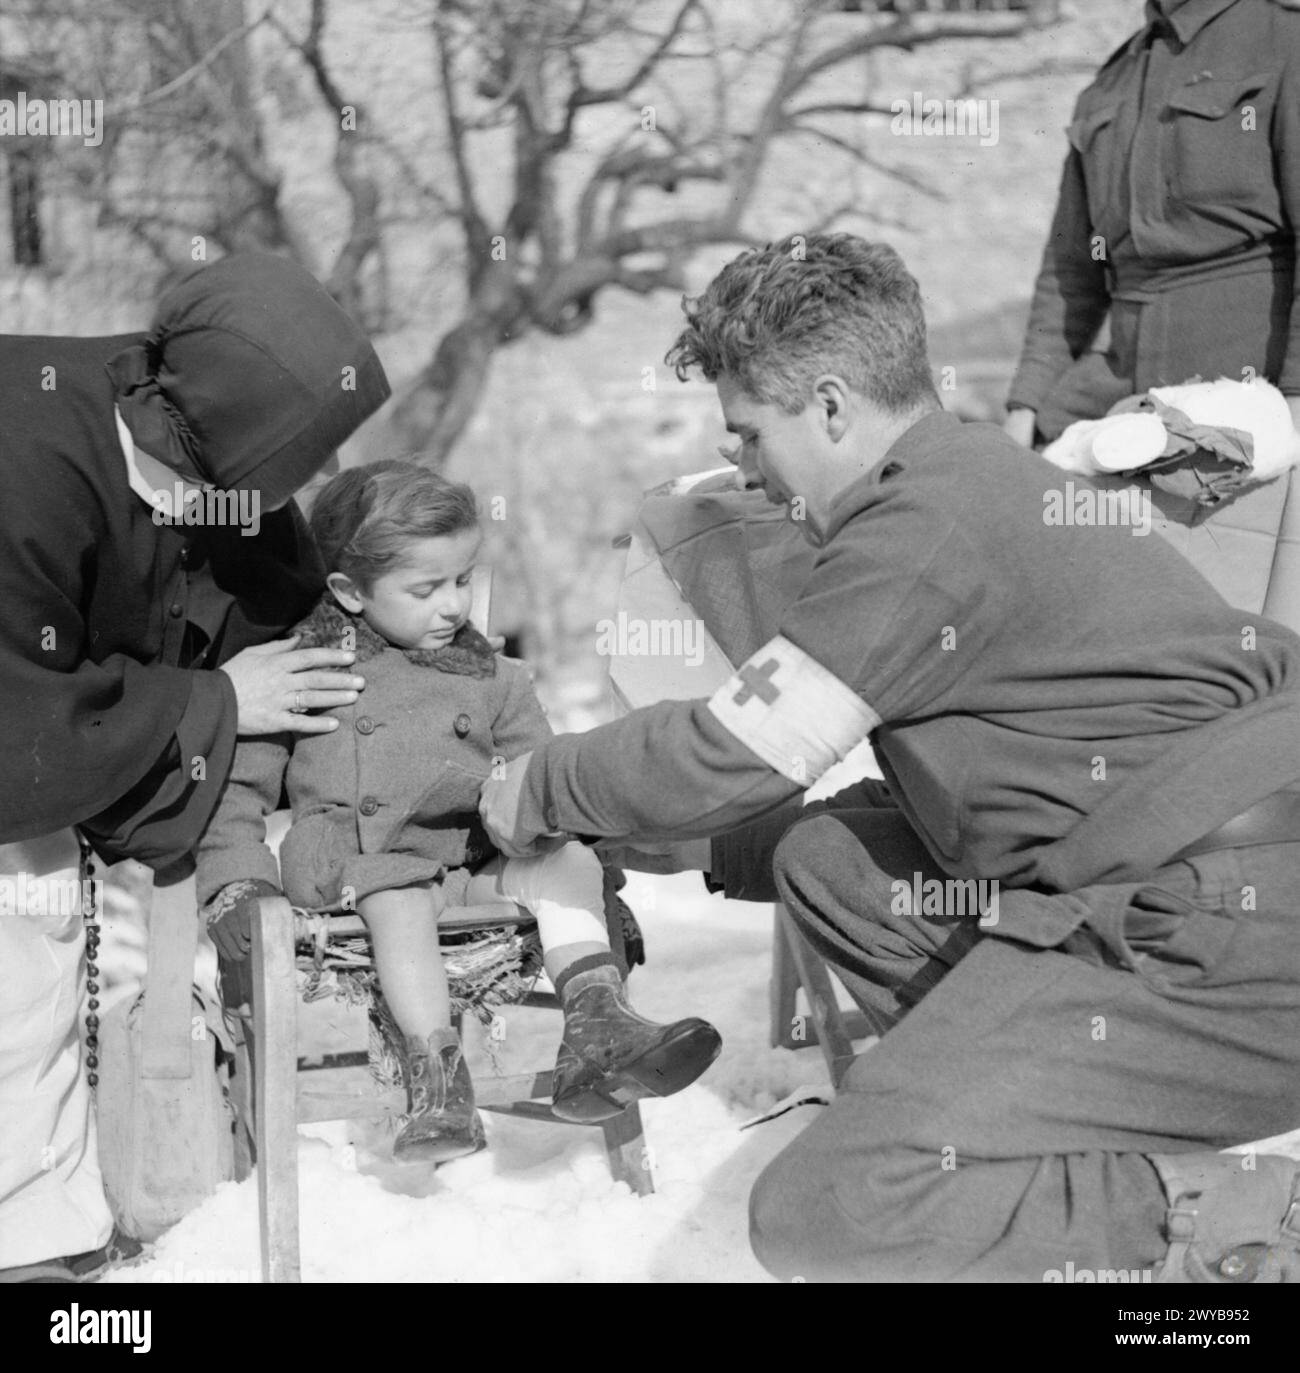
left=293, top=595, right=497, bottom=677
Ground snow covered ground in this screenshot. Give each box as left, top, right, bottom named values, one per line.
left=101, top=871, right=854, bottom=1285
left=95, top=859, right=1300, bottom=1286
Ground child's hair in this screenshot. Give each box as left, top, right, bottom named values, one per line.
left=310, top=460, right=479, bottom=591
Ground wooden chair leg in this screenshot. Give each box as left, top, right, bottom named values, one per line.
left=601, top=1103, right=654, bottom=1196
left=776, top=903, right=860, bottom=1088
left=217, top=952, right=256, bottom=1182
left=251, top=896, right=301, bottom=1284
left=768, top=904, right=801, bottom=1049
left=229, top=1032, right=255, bottom=1183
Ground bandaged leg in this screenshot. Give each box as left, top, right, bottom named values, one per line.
left=466, top=843, right=610, bottom=982
left=466, top=846, right=719, bottom=1122
left=0, top=831, right=113, bottom=1269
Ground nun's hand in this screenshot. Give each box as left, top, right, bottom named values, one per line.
left=220, top=635, right=366, bottom=736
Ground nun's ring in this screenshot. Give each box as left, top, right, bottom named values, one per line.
left=291, top=691, right=306, bottom=713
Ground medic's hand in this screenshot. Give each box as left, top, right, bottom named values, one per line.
left=1002, top=407, right=1037, bottom=449
left=479, top=752, right=558, bottom=859
left=204, top=878, right=280, bottom=962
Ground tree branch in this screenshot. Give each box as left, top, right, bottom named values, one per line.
left=433, top=1, right=492, bottom=274
left=275, top=0, right=383, bottom=318
left=786, top=100, right=897, bottom=120
left=785, top=121, right=946, bottom=198
left=567, top=0, right=698, bottom=109
left=792, top=10, right=1031, bottom=91
left=115, top=4, right=276, bottom=115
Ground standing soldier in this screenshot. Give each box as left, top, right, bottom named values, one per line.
left=1006, top=0, right=1300, bottom=451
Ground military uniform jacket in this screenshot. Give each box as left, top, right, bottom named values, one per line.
left=0, top=333, right=323, bottom=867
left=506, top=411, right=1300, bottom=898
left=1009, top=0, right=1300, bottom=435
left=196, top=597, right=552, bottom=910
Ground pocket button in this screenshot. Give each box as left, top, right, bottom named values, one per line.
left=454, top=713, right=472, bottom=738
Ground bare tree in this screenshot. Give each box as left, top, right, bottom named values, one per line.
left=379, top=0, right=1058, bottom=463
left=5, top=0, right=1059, bottom=456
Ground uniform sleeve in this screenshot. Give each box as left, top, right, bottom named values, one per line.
left=516, top=484, right=990, bottom=849
left=515, top=697, right=800, bottom=848
left=195, top=733, right=292, bottom=905
left=1273, top=34, right=1300, bottom=396
left=1007, top=147, right=1112, bottom=415
left=774, top=484, right=993, bottom=724
left=490, top=659, right=555, bottom=760
left=0, top=458, right=238, bottom=865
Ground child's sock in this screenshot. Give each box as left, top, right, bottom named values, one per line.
left=551, top=951, right=620, bottom=1002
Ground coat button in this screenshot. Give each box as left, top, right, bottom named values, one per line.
left=454, top=713, right=471, bottom=738
left=356, top=716, right=375, bottom=734
left=169, top=603, right=184, bottom=618
left=544, top=805, right=559, bottom=831
left=359, top=796, right=380, bottom=816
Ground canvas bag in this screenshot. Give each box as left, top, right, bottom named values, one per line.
left=95, top=872, right=236, bottom=1241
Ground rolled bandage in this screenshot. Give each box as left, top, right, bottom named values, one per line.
left=496, top=842, right=609, bottom=951
left=707, top=634, right=879, bottom=785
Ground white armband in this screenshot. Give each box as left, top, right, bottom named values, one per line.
left=706, top=634, right=879, bottom=785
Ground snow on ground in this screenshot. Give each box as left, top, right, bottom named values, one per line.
left=102, top=872, right=860, bottom=1285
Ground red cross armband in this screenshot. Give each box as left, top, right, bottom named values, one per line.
left=705, top=634, right=879, bottom=785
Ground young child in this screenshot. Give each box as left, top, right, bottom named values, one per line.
left=197, top=461, right=721, bottom=1164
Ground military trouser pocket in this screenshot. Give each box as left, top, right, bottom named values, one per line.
left=1051, top=859, right=1243, bottom=994
left=1113, top=885, right=1238, bottom=992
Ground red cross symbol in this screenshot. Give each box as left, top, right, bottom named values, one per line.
left=733, top=658, right=780, bottom=706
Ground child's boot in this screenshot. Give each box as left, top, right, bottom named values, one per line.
left=393, top=1031, right=487, bottom=1164
left=550, top=955, right=722, bottom=1123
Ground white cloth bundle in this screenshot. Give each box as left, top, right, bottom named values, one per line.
left=1042, top=378, right=1300, bottom=485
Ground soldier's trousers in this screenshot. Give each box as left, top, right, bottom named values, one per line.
left=749, top=785, right=1300, bottom=1282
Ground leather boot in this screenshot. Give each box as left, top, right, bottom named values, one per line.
left=393, top=1033, right=486, bottom=1165
left=1151, top=1151, right=1300, bottom=1282
left=550, top=957, right=722, bottom=1124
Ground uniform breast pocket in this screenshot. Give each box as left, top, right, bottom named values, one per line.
left=1165, top=73, right=1271, bottom=204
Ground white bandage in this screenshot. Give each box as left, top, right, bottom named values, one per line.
left=496, top=843, right=610, bottom=951
left=706, top=634, right=879, bottom=786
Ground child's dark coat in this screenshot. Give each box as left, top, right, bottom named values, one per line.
left=197, top=597, right=551, bottom=909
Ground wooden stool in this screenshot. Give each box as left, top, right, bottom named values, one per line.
left=221, top=894, right=653, bottom=1283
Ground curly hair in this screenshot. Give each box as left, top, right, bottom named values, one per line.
left=309, top=460, right=479, bottom=591
left=665, top=233, right=936, bottom=415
